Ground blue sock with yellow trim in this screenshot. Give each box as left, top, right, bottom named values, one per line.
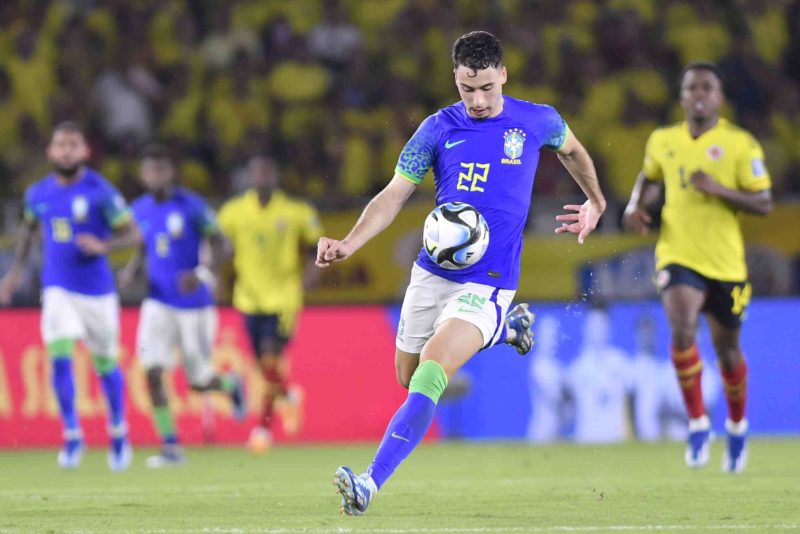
left=367, top=360, right=448, bottom=489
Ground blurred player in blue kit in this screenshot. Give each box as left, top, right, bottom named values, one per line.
left=0, top=122, right=140, bottom=471
left=316, top=31, right=607, bottom=515
left=120, top=145, right=245, bottom=467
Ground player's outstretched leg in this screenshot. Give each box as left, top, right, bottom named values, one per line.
left=95, top=355, right=132, bottom=472
left=333, top=359, right=448, bottom=515
left=504, top=303, right=535, bottom=355
left=50, top=341, right=84, bottom=468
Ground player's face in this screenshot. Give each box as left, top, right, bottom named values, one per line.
left=680, top=69, right=724, bottom=121
left=248, top=158, right=278, bottom=192
left=47, top=130, right=89, bottom=177
left=140, top=158, right=175, bottom=192
left=454, top=65, right=507, bottom=119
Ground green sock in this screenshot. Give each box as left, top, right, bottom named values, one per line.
left=152, top=406, right=177, bottom=444
left=409, top=360, right=449, bottom=404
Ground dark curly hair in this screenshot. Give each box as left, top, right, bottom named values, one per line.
left=680, top=61, right=724, bottom=91
left=452, top=31, right=503, bottom=72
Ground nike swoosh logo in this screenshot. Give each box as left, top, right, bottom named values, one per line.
left=445, top=139, right=466, bottom=149
left=391, top=432, right=410, bottom=442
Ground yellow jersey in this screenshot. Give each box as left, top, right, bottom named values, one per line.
left=641, top=119, right=771, bottom=281
left=218, top=189, right=322, bottom=315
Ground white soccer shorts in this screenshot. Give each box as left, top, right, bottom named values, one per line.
left=136, top=299, right=217, bottom=387
left=41, top=286, right=120, bottom=357
left=395, top=264, right=515, bottom=354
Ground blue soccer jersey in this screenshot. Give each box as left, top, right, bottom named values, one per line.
left=395, top=96, right=568, bottom=289
left=131, top=187, right=218, bottom=309
left=24, top=168, right=130, bottom=295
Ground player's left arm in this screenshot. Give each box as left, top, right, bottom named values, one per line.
left=689, top=137, right=772, bottom=215
left=75, top=188, right=142, bottom=255
left=553, top=130, right=607, bottom=244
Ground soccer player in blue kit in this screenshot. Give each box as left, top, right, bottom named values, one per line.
left=120, top=145, right=245, bottom=467
left=316, top=32, right=607, bottom=515
left=0, top=122, right=141, bottom=471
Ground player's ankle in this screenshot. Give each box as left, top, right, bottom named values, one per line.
left=688, top=415, right=710, bottom=432
left=725, top=418, right=748, bottom=436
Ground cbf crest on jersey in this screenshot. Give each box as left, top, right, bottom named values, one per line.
left=71, top=196, right=89, bottom=222
left=166, top=212, right=185, bottom=238
left=502, top=128, right=526, bottom=165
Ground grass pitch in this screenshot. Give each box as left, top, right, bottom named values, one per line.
left=1, top=439, right=799, bottom=533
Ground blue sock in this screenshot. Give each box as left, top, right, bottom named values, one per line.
left=367, top=360, right=448, bottom=489
left=52, top=358, right=79, bottom=431
left=100, top=367, right=126, bottom=428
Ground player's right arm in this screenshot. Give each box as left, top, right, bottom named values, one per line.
left=0, top=196, right=40, bottom=305
left=623, top=130, right=663, bottom=236
left=316, top=174, right=416, bottom=267
left=622, top=172, right=659, bottom=236
left=317, top=114, right=437, bottom=268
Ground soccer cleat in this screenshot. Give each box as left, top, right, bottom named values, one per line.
left=108, top=423, right=132, bottom=472
left=504, top=303, right=535, bottom=355
left=228, top=373, right=247, bottom=421
left=57, top=429, right=84, bottom=469
left=146, top=445, right=187, bottom=469
left=247, top=426, right=272, bottom=455
left=333, top=466, right=374, bottom=516
left=722, top=419, right=748, bottom=473
left=685, top=415, right=710, bottom=468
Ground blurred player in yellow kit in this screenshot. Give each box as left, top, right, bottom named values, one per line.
left=219, top=156, right=322, bottom=453
left=623, top=62, right=772, bottom=473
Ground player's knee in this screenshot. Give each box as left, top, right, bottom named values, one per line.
left=396, top=367, right=412, bottom=389
left=146, top=367, right=168, bottom=405
left=668, top=320, right=697, bottom=349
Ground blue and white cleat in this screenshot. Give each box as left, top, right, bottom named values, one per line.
left=57, top=428, right=84, bottom=469
left=228, top=373, right=247, bottom=421
left=722, top=418, right=748, bottom=473
left=505, top=303, right=535, bottom=355
left=685, top=415, right=711, bottom=468
left=333, top=466, right=375, bottom=516
left=108, top=423, right=132, bottom=472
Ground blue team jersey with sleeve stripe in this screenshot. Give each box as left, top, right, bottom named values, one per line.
left=24, top=168, right=130, bottom=296
left=131, top=187, right=217, bottom=309
left=395, top=96, right=568, bottom=289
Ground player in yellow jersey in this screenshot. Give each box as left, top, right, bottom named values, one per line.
left=623, top=63, right=772, bottom=473
left=218, top=156, right=322, bottom=453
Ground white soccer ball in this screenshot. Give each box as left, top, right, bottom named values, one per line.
left=422, top=202, right=490, bottom=270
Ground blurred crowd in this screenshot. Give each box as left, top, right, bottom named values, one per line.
left=0, top=0, right=799, bottom=213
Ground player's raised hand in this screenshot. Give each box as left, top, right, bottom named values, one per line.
left=622, top=204, right=653, bottom=236
left=75, top=233, right=108, bottom=255
left=554, top=200, right=604, bottom=244
left=316, top=237, right=353, bottom=268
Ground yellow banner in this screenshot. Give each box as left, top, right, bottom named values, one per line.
left=308, top=202, right=800, bottom=302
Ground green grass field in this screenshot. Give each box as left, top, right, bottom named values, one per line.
left=1, top=439, right=799, bottom=533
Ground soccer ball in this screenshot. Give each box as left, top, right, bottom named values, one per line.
left=423, top=202, right=490, bottom=270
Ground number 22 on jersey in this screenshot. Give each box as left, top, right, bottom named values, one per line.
left=457, top=162, right=490, bottom=193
